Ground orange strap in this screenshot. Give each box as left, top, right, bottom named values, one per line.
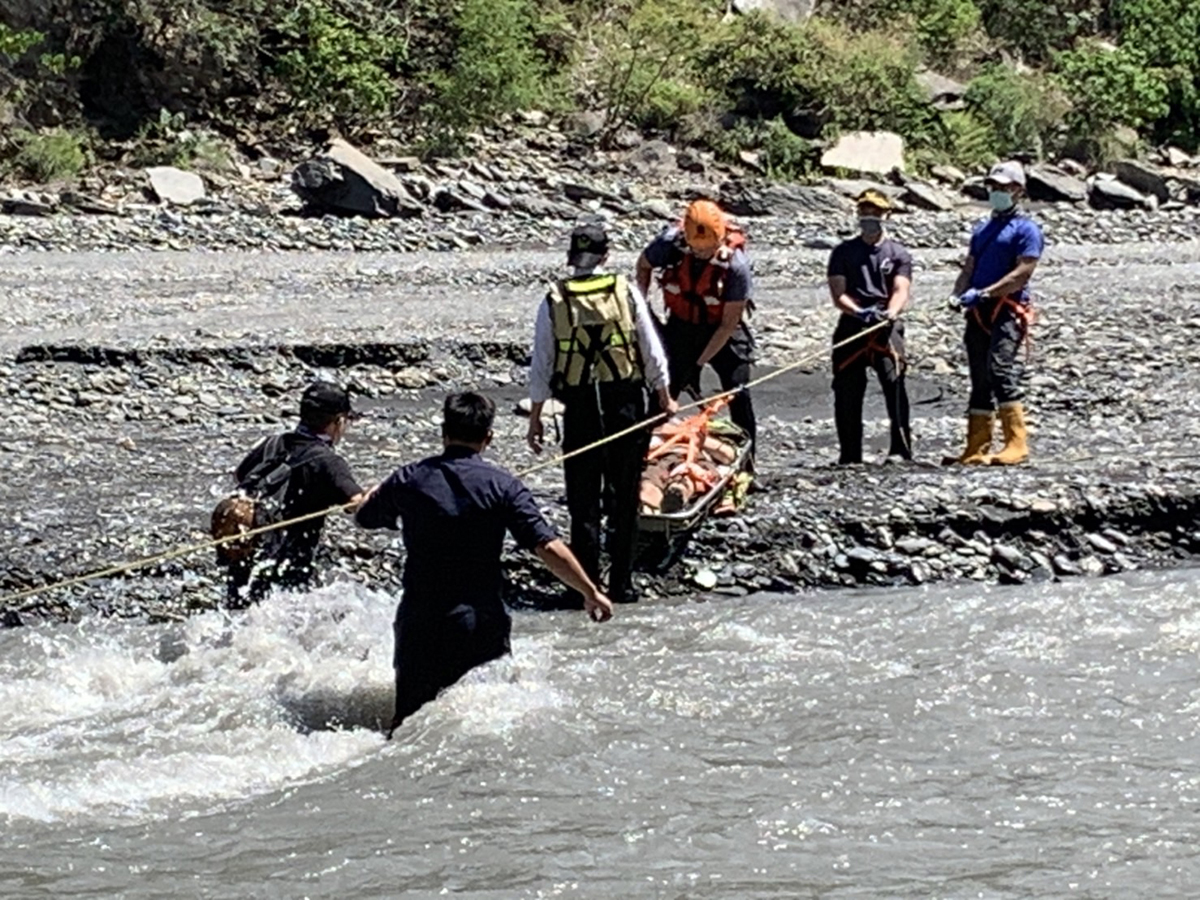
left=971, top=295, right=1036, bottom=359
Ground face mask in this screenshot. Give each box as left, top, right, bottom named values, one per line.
left=989, top=190, right=1015, bottom=212
left=858, top=216, right=884, bottom=236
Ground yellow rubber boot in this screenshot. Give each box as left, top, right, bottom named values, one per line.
left=989, top=402, right=1029, bottom=465
left=943, top=412, right=994, bottom=465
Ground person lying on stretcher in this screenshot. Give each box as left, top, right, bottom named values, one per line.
left=639, top=401, right=742, bottom=514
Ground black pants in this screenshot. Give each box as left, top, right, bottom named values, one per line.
left=662, top=316, right=757, bottom=455
left=222, top=550, right=316, bottom=608
left=391, top=604, right=511, bottom=733
left=965, top=300, right=1027, bottom=411
left=831, top=315, right=910, bottom=463
left=560, top=382, right=648, bottom=603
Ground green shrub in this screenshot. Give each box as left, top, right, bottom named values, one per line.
left=130, top=110, right=232, bottom=170
left=1111, top=0, right=1200, bottom=149
left=826, top=0, right=981, bottom=62
left=0, top=23, right=44, bottom=58
left=428, top=0, right=550, bottom=131
left=276, top=0, right=404, bottom=126
left=976, top=0, right=1109, bottom=64
left=1054, top=41, right=1170, bottom=161
left=586, top=0, right=715, bottom=143
left=934, top=110, right=999, bottom=169
left=964, top=64, right=1068, bottom=157
left=700, top=16, right=934, bottom=145
left=12, top=129, right=88, bottom=182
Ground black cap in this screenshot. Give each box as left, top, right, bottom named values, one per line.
left=568, top=222, right=609, bottom=269
left=300, top=382, right=356, bottom=420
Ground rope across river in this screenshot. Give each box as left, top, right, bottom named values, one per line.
left=0, top=317, right=902, bottom=608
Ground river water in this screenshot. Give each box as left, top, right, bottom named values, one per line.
left=3, top=571, right=1199, bottom=898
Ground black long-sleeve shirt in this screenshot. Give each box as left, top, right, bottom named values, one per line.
left=356, top=446, right=557, bottom=622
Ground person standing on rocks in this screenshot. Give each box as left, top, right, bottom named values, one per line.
left=948, top=161, right=1044, bottom=466
left=219, top=382, right=366, bottom=605
left=526, top=221, right=675, bottom=605
left=827, top=189, right=914, bottom=464
left=356, top=391, right=613, bottom=737
left=636, top=199, right=758, bottom=461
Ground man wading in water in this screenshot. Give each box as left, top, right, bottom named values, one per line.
left=356, top=391, right=613, bottom=737
left=217, top=382, right=365, bottom=606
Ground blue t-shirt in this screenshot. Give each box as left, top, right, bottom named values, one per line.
left=968, top=214, right=1044, bottom=303
left=642, top=227, right=754, bottom=302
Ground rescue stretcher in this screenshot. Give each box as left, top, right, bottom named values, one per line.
left=635, top=403, right=753, bottom=566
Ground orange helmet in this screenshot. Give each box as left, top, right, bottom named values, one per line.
left=683, top=200, right=727, bottom=254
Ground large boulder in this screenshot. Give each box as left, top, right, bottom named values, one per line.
left=820, top=131, right=905, bottom=176
left=1026, top=166, right=1088, bottom=203
left=1088, top=175, right=1154, bottom=210
left=145, top=166, right=206, bottom=206
left=719, top=182, right=845, bottom=217
left=729, top=0, right=816, bottom=22
left=291, top=138, right=423, bottom=218
left=901, top=181, right=959, bottom=211
left=1111, top=159, right=1169, bottom=203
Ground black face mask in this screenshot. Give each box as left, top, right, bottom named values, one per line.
left=859, top=216, right=884, bottom=237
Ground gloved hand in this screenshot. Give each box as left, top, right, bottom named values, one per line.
left=957, top=288, right=985, bottom=309
left=857, top=306, right=884, bottom=324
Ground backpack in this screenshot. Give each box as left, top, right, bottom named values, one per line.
left=211, top=436, right=299, bottom=565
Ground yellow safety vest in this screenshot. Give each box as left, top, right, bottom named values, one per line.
left=547, top=273, right=642, bottom=396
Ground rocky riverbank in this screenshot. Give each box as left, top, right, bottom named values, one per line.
left=2, top=222, right=1199, bottom=626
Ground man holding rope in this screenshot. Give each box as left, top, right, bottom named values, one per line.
left=357, top=392, right=612, bottom=737
left=827, top=189, right=914, bottom=465
left=527, top=221, right=675, bottom=606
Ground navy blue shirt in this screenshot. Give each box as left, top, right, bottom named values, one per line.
left=827, top=236, right=913, bottom=307
left=355, top=446, right=557, bottom=621
left=968, top=213, right=1044, bottom=303
left=642, top=227, right=754, bottom=301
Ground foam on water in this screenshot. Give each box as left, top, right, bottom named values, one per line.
left=0, top=583, right=566, bottom=826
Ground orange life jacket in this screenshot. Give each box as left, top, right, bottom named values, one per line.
left=660, top=225, right=748, bottom=326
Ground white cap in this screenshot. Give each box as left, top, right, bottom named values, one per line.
left=986, top=160, right=1026, bottom=188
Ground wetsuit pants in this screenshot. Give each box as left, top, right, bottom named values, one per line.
left=662, top=316, right=757, bottom=456
left=560, top=382, right=649, bottom=604
left=831, top=315, right=910, bottom=464
left=391, top=604, right=511, bottom=733
left=964, top=300, right=1026, bottom=411
left=223, top=546, right=315, bottom=608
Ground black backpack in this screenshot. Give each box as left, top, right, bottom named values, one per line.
left=211, top=436, right=299, bottom=564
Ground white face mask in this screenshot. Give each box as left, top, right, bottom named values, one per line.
left=989, top=189, right=1016, bottom=212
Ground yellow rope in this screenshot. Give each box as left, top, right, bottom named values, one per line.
left=0, top=317, right=897, bottom=607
